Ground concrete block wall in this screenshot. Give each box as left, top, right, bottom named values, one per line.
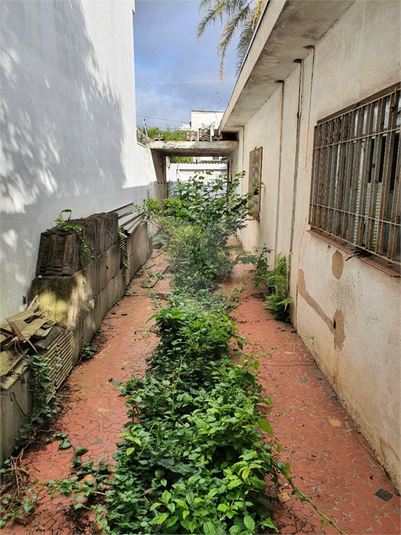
left=0, top=361, right=32, bottom=465
left=30, top=212, right=150, bottom=364
left=1, top=212, right=151, bottom=465
left=36, top=213, right=118, bottom=276
left=126, top=222, right=152, bottom=280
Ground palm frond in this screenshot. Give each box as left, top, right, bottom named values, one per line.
left=197, top=0, right=231, bottom=39
left=235, top=0, right=265, bottom=74
left=253, top=0, right=265, bottom=24
left=217, top=3, right=251, bottom=79
left=225, top=0, right=250, bottom=16
left=198, top=7, right=219, bottom=39
left=198, top=0, right=214, bottom=11
left=235, top=17, right=255, bottom=73
left=198, top=0, right=265, bottom=78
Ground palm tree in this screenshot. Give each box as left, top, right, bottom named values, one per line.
left=198, top=0, right=266, bottom=80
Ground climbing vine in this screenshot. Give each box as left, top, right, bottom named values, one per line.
left=14, top=353, right=59, bottom=448
left=106, top=298, right=283, bottom=534
left=0, top=353, right=59, bottom=528
left=55, top=209, right=94, bottom=262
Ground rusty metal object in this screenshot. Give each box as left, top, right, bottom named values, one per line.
left=8, top=321, right=38, bottom=354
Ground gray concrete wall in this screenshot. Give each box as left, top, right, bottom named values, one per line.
left=0, top=361, right=32, bottom=466
left=1, top=213, right=151, bottom=465
left=29, top=214, right=151, bottom=364
left=0, top=0, right=151, bottom=323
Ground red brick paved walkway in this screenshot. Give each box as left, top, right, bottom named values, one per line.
left=3, top=255, right=400, bottom=534
left=228, top=263, right=400, bottom=535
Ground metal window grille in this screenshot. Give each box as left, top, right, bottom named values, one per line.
left=309, top=85, right=401, bottom=266
left=249, top=147, right=263, bottom=219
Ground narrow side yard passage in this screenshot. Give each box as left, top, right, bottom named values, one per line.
left=6, top=254, right=400, bottom=535
left=227, top=264, right=400, bottom=534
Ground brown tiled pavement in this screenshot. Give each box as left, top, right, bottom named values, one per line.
left=3, top=255, right=400, bottom=534
left=228, top=263, right=400, bottom=535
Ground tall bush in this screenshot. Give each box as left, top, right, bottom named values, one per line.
left=137, top=173, right=255, bottom=293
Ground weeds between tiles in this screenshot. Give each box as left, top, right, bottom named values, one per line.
left=106, top=295, right=287, bottom=534
left=105, top=174, right=287, bottom=534
left=105, top=174, right=346, bottom=535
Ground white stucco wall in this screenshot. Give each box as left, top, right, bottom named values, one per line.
left=191, top=110, right=224, bottom=131
left=228, top=0, right=401, bottom=488
left=0, top=0, right=150, bottom=322
left=293, top=0, right=401, bottom=488
left=240, top=87, right=282, bottom=263
left=274, top=67, right=300, bottom=257
left=168, top=162, right=227, bottom=183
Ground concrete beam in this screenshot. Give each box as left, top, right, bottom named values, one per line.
left=220, top=0, right=355, bottom=133
left=149, top=140, right=238, bottom=157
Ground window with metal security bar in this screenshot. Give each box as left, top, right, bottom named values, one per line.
left=309, top=85, right=401, bottom=268
left=249, top=147, right=263, bottom=219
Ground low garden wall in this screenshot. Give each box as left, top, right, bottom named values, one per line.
left=0, top=212, right=151, bottom=464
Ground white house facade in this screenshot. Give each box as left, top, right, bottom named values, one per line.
left=220, top=0, right=401, bottom=490
left=0, top=0, right=155, bottom=322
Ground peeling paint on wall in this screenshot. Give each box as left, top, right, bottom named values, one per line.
left=298, top=269, right=345, bottom=349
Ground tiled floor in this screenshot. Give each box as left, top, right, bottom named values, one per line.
left=228, top=263, right=400, bottom=535
left=3, top=255, right=400, bottom=534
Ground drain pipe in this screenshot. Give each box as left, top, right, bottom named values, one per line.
left=289, top=58, right=304, bottom=257
left=274, top=80, right=285, bottom=260
left=290, top=46, right=316, bottom=324
left=290, top=46, right=315, bottom=257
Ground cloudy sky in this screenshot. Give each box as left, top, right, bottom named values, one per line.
left=133, top=0, right=238, bottom=130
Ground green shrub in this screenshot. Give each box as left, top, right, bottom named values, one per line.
left=264, top=255, right=292, bottom=322
left=106, top=300, right=282, bottom=534
left=136, top=173, right=254, bottom=293
left=106, top=175, right=290, bottom=534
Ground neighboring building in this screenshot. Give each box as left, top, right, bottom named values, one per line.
left=220, top=0, right=400, bottom=490
left=167, top=111, right=228, bottom=184
left=0, top=0, right=156, bottom=323
left=167, top=160, right=227, bottom=185
left=179, top=123, right=191, bottom=131
left=191, top=110, right=224, bottom=133
left=190, top=110, right=225, bottom=163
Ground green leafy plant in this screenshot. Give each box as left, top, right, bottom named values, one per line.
left=152, top=233, right=166, bottom=249
left=264, top=255, right=292, bottom=322
left=0, top=444, right=112, bottom=530
left=136, top=173, right=254, bottom=294
left=0, top=354, right=60, bottom=528
left=55, top=209, right=94, bottom=262
left=80, top=343, right=98, bottom=361
left=0, top=483, right=40, bottom=528
left=14, top=353, right=59, bottom=448
left=47, top=452, right=113, bottom=512
left=105, top=175, right=287, bottom=534
left=117, top=227, right=129, bottom=269
left=246, top=249, right=292, bottom=322
left=105, top=297, right=282, bottom=535
left=144, top=127, right=193, bottom=163
left=239, top=245, right=271, bottom=288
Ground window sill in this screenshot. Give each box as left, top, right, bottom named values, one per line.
left=308, top=228, right=400, bottom=278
